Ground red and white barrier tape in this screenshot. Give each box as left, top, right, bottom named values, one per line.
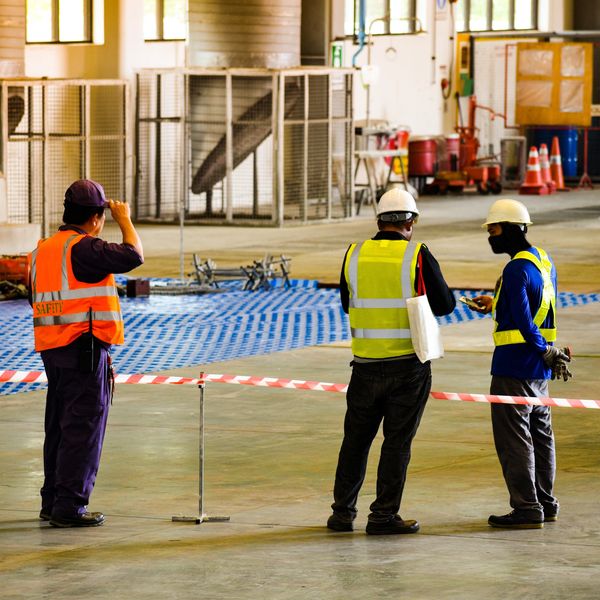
left=430, top=391, right=600, bottom=410
left=1, top=369, right=598, bottom=409
left=203, top=373, right=349, bottom=394
left=0, top=370, right=204, bottom=386
left=0, top=370, right=48, bottom=384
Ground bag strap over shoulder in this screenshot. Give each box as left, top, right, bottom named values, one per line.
left=416, top=249, right=425, bottom=296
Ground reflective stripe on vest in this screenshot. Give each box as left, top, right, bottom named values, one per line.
left=492, top=246, right=557, bottom=346
left=29, top=230, right=124, bottom=351
left=33, top=310, right=122, bottom=327
left=346, top=239, right=420, bottom=358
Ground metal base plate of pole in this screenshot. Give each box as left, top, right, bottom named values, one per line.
left=171, top=515, right=230, bottom=524
left=172, top=379, right=230, bottom=525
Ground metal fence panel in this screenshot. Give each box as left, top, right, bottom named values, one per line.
left=189, top=74, right=227, bottom=219
left=136, top=71, right=183, bottom=221
left=135, top=67, right=353, bottom=225
left=2, top=79, right=128, bottom=237
left=230, top=75, right=275, bottom=220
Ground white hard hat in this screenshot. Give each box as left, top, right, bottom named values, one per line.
left=376, top=188, right=419, bottom=218
left=482, top=199, right=532, bottom=227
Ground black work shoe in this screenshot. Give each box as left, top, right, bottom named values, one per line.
left=49, top=511, right=105, bottom=528
left=39, top=511, right=51, bottom=521
left=366, top=516, right=420, bottom=535
left=327, top=513, right=354, bottom=532
left=488, top=510, right=543, bottom=529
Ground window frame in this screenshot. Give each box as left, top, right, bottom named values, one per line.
left=144, top=0, right=186, bottom=42
left=26, top=0, right=93, bottom=45
left=455, top=0, right=539, bottom=33
left=348, top=0, right=420, bottom=40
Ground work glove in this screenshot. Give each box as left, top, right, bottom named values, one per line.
left=542, top=346, right=573, bottom=382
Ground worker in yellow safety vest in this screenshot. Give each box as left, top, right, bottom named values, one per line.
left=467, top=198, right=572, bottom=529
left=28, top=180, right=143, bottom=528
left=327, top=188, right=455, bottom=535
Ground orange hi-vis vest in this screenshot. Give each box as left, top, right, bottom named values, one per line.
left=29, top=230, right=124, bottom=352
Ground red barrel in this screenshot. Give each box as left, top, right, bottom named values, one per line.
left=408, top=137, right=438, bottom=176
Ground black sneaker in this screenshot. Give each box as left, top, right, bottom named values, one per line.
left=544, top=511, right=558, bottom=522
left=366, top=516, right=420, bottom=535
left=488, top=510, right=543, bottom=529
left=326, top=513, right=354, bottom=532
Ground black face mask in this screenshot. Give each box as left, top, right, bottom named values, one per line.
left=488, top=223, right=529, bottom=256
left=488, top=234, right=510, bottom=254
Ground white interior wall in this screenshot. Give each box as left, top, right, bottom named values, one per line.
left=337, top=0, right=455, bottom=136
left=541, top=0, right=573, bottom=31
left=24, top=0, right=184, bottom=80
left=18, top=0, right=576, bottom=182
left=22, top=0, right=575, bottom=137
left=334, top=0, right=575, bottom=139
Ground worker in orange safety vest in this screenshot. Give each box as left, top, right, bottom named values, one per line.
left=28, top=179, right=143, bottom=528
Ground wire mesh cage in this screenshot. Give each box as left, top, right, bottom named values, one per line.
left=1, top=79, right=128, bottom=238
left=135, top=67, right=354, bottom=225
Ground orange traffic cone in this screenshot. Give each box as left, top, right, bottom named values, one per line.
left=539, top=144, right=556, bottom=193
left=549, top=136, right=570, bottom=192
left=519, top=146, right=549, bottom=195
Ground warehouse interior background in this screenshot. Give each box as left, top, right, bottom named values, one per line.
left=2, top=0, right=599, bottom=242
left=1, top=1, right=600, bottom=598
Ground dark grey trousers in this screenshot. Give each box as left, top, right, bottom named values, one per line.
left=490, top=376, right=559, bottom=518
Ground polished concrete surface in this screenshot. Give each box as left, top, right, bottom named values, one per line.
left=1, top=192, right=600, bottom=599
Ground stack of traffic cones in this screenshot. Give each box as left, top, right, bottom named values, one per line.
left=519, top=146, right=549, bottom=195
left=539, top=144, right=556, bottom=193
left=549, top=136, right=570, bottom=192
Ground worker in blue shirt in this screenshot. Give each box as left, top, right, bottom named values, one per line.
left=468, top=199, right=572, bottom=529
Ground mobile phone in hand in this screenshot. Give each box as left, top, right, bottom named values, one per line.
left=459, top=296, right=482, bottom=310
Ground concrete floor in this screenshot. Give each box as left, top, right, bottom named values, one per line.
left=1, top=191, right=600, bottom=599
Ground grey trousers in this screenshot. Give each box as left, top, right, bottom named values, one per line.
left=490, top=376, right=559, bottom=518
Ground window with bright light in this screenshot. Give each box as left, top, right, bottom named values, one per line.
left=454, top=0, right=538, bottom=32
left=27, top=0, right=92, bottom=43
left=344, top=0, right=419, bottom=37
left=144, top=0, right=186, bottom=41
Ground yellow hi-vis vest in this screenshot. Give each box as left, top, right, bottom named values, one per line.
left=345, top=239, right=421, bottom=359
left=492, top=246, right=557, bottom=346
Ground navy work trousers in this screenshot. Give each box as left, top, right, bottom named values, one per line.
left=331, top=356, right=432, bottom=523
left=40, top=342, right=111, bottom=518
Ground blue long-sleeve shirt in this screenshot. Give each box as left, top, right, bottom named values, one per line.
left=491, top=246, right=556, bottom=380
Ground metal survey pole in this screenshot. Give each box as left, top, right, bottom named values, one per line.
left=172, top=379, right=230, bottom=524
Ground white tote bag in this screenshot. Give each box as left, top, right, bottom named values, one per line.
left=406, top=295, right=444, bottom=363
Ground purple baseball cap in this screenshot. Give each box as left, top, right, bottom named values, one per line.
left=64, top=179, right=108, bottom=208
